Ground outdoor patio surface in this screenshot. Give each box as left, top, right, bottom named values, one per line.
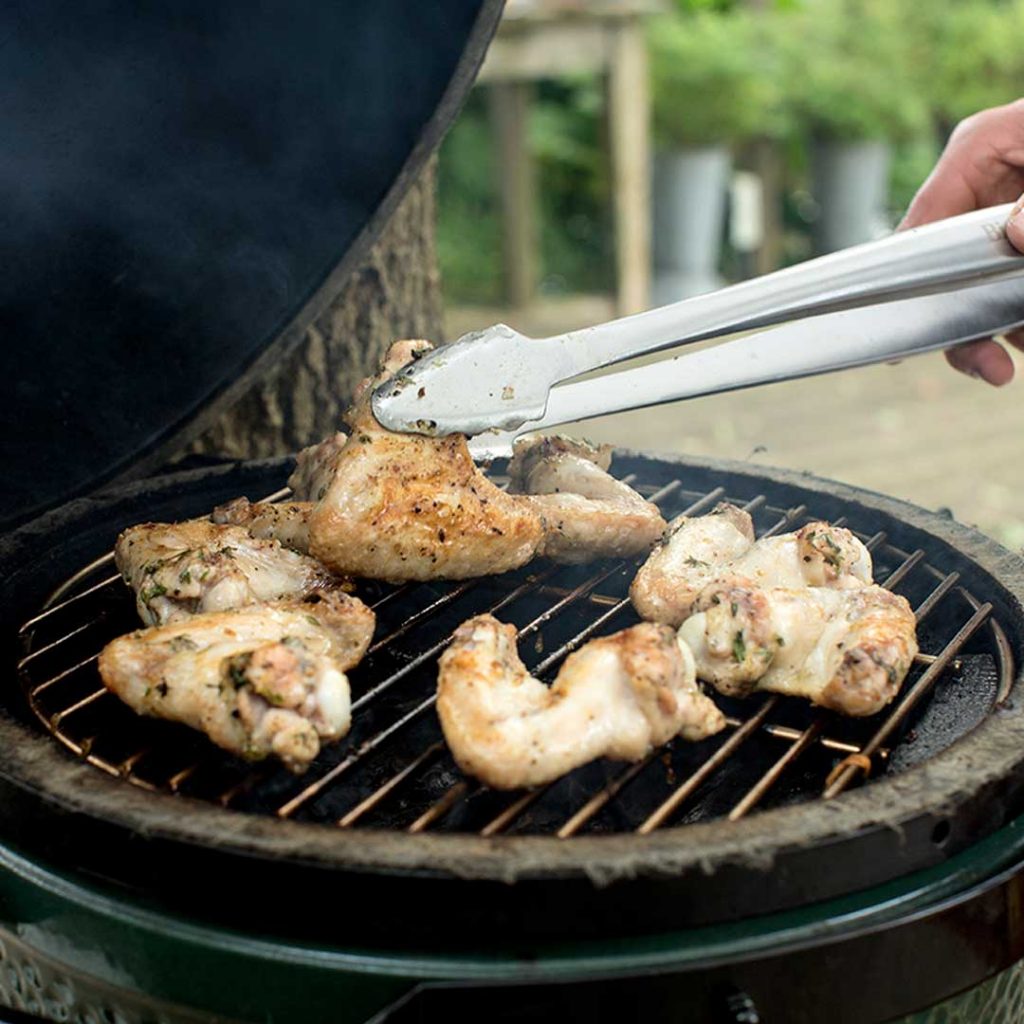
left=447, top=297, right=1024, bottom=550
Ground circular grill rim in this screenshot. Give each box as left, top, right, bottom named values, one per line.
left=2, top=449, right=1024, bottom=886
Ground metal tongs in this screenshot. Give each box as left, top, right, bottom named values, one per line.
left=372, top=203, right=1024, bottom=459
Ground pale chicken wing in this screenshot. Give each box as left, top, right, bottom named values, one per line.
left=507, top=435, right=666, bottom=563
left=631, top=505, right=872, bottom=626
left=630, top=503, right=756, bottom=626
left=437, top=614, right=725, bottom=789
left=98, top=592, right=375, bottom=772
left=115, top=519, right=342, bottom=627
left=679, top=581, right=917, bottom=716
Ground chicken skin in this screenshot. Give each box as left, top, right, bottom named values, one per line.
left=209, top=433, right=351, bottom=554
left=437, top=614, right=725, bottom=789
left=211, top=498, right=313, bottom=555
left=506, top=435, right=666, bottom=563
left=631, top=503, right=872, bottom=626
left=115, top=519, right=343, bottom=627
left=287, top=431, right=349, bottom=501
left=98, top=592, right=375, bottom=772
left=217, top=342, right=545, bottom=582
left=679, top=582, right=917, bottom=716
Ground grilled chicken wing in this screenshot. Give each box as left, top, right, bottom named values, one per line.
left=305, top=341, right=544, bottom=581
left=631, top=503, right=872, bottom=626
left=678, top=581, right=917, bottom=716
left=212, top=498, right=313, bottom=554
left=507, top=435, right=666, bottom=563
left=437, top=614, right=725, bottom=789
left=210, top=433, right=349, bottom=551
left=115, top=519, right=343, bottom=627
left=98, top=592, right=375, bottom=771
left=287, top=431, right=348, bottom=501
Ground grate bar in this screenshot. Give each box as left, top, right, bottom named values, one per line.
left=52, top=687, right=109, bottom=724
left=30, top=652, right=101, bottom=698
left=349, top=567, right=561, bottom=716
left=823, top=602, right=993, bottom=798
left=724, top=716, right=879, bottom=756
left=863, top=530, right=886, bottom=552
left=19, top=573, right=123, bottom=635
left=558, top=754, right=658, bottom=838
left=728, top=720, right=824, bottom=820
left=277, top=692, right=440, bottom=817
left=880, top=549, right=926, bottom=590
left=914, top=572, right=960, bottom=622
left=367, top=581, right=479, bottom=653
left=367, top=582, right=416, bottom=613
left=42, top=552, right=116, bottom=609
left=637, top=696, right=780, bottom=834
left=337, top=742, right=446, bottom=827
left=408, top=781, right=475, bottom=833
left=168, top=763, right=201, bottom=793
left=17, top=615, right=107, bottom=670
left=760, top=504, right=807, bottom=539
left=480, top=786, right=554, bottom=837
left=117, top=748, right=151, bottom=776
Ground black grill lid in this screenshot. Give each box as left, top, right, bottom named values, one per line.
left=0, top=0, right=502, bottom=531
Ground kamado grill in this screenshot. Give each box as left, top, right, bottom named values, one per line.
left=5, top=3, right=1024, bottom=1024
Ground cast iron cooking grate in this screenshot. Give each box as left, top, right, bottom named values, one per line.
left=15, top=467, right=1014, bottom=838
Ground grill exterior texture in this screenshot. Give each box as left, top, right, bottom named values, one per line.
left=4, top=451, right=1024, bottom=1020
left=3, top=451, right=1024, bottom=946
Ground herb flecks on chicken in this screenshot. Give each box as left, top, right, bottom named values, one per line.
left=437, top=614, right=724, bottom=789
left=115, top=519, right=346, bottom=627
left=679, top=583, right=918, bottom=716
left=98, top=592, right=375, bottom=772
left=631, top=503, right=871, bottom=627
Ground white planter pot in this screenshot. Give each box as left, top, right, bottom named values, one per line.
left=652, top=145, right=731, bottom=303
left=811, top=140, right=891, bottom=254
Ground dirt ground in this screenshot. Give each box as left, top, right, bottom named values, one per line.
left=446, top=297, right=1024, bottom=550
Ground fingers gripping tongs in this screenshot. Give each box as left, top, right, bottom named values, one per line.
left=372, top=203, right=1024, bottom=459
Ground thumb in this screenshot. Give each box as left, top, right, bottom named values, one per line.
left=1007, top=193, right=1024, bottom=252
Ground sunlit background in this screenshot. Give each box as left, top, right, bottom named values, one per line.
left=437, top=0, right=1024, bottom=547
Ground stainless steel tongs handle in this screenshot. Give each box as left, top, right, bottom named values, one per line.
left=465, top=269, right=1024, bottom=459
left=373, top=203, right=1024, bottom=441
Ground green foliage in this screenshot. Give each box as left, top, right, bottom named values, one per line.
left=530, top=79, right=613, bottom=296
left=438, top=0, right=1024, bottom=304
left=902, top=0, right=1024, bottom=126
left=436, top=91, right=503, bottom=305
left=778, top=0, right=929, bottom=142
left=436, top=82, right=612, bottom=306
left=649, top=12, right=786, bottom=147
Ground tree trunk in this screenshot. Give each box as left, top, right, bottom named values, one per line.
left=190, top=157, right=443, bottom=459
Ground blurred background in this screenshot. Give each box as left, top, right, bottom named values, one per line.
left=435, top=0, right=1024, bottom=547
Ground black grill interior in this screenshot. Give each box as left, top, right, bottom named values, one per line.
left=17, top=462, right=1011, bottom=841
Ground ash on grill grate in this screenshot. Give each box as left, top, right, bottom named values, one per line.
left=17, top=468, right=1012, bottom=841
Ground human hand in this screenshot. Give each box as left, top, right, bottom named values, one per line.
left=900, top=99, right=1024, bottom=385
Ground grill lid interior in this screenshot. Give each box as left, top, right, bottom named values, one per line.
left=0, top=0, right=502, bottom=531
